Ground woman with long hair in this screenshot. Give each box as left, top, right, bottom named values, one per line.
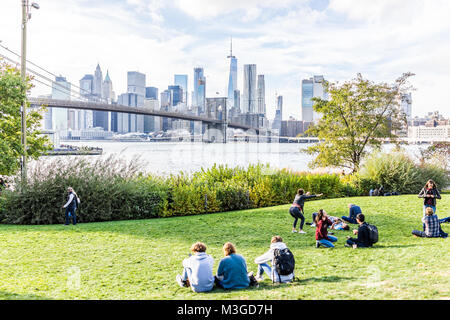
left=418, top=179, right=441, bottom=215
left=315, top=209, right=338, bottom=248
left=289, top=188, right=323, bottom=234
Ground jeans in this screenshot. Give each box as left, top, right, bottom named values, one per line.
left=317, top=235, right=338, bottom=248
left=65, top=207, right=77, bottom=225
left=341, top=216, right=357, bottom=224
left=289, top=206, right=305, bottom=229
left=440, top=217, right=450, bottom=224
left=257, top=263, right=272, bottom=279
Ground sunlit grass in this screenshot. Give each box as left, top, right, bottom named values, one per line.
left=0, top=195, right=448, bottom=300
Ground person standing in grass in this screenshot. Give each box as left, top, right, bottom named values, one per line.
left=315, top=209, right=338, bottom=248
left=62, top=187, right=80, bottom=225
left=176, top=242, right=215, bottom=293
left=418, top=179, right=441, bottom=215
left=345, top=213, right=373, bottom=248
left=289, top=189, right=323, bottom=234
left=341, top=203, right=362, bottom=224
left=412, top=207, right=442, bottom=238
left=215, top=242, right=251, bottom=290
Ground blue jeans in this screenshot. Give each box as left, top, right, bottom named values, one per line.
left=341, top=216, right=357, bottom=224
left=65, top=207, right=77, bottom=225
left=181, top=267, right=192, bottom=282
left=317, top=235, right=338, bottom=248
left=257, top=263, right=272, bottom=279
left=440, top=217, right=450, bottom=224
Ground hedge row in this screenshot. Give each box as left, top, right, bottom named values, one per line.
left=0, top=151, right=447, bottom=225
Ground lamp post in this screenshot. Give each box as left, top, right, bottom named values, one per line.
left=20, top=0, right=39, bottom=182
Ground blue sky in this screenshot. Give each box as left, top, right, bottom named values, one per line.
left=1, top=0, right=450, bottom=119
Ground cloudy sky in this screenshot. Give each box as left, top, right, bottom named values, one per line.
left=1, top=0, right=449, bottom=119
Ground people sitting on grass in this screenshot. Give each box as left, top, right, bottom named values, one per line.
left=412, top=207, right=446, bottom=238
left=315, top=209, right=338, bottom=248
left=345, top=213, right=373, bottom=248
left=176, top=242, right=214, bottom=293
left=341, top=203, right=362, bottom=224
left=254, top=236, right=295, bottom=283
left=289, top=189, right=323, bottom=234
left=215, top=242, right=252, bottom=290
left=310, top=212, right=350, bottom=230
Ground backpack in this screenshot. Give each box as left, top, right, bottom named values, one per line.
left=366, top=223, right=378, bottom=244
left=273, top=248, right=295, bottom=278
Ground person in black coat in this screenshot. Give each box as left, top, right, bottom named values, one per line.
left=345, top=214, right=372, bottom=248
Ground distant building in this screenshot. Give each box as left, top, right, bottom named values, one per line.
left=145, top=87, right=159, bottom=100
left=302, top=75, right=327, bottom=123
left=272, top=95, right=283, bottom=133
left=401, top=93, right=412, bottom=123
left=408, top=125, right=450, bottom=141
left=257, top=74, right=266, bottom=116
left=243, top=64, right=257, bottom=114
left=193, top=67, right=206, bottom=112
left=127, top=71, right=146, bottom=133
left=51, top=76, right=70, bottom=132
left=168, top=85, right=183, bottom=107
left=227, top=38, right=238, bottom=109
left=174, top=75, right=188, bottom=104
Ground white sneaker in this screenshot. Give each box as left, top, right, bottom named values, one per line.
left=292, top=229, right=298, bottom=233
left=255, top=276, right=263, bottom=282
left=176, top=275, right=186, bottom=287
left=310, top=223, right=316, bottom=228
left=298, top=230, right=307, bottom=234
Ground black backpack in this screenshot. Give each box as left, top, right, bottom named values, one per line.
left=273, top=248, right=295, bottom=278
left=366, top=223, right=379, bottom=244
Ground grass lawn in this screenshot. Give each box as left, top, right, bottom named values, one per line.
left=0, top=195, right=449, bottom=300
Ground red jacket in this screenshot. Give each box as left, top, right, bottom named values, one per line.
left=315, top=218, right=332, bottom=240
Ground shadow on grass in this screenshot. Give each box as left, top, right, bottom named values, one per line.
left=297, top=276, right=356, bottom=284
left=0, top=291, right=51, bottom=300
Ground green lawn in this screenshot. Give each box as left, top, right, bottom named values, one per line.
left=0, top=195, right=449, bottom=300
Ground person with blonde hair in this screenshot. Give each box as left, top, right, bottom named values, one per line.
left=412, top=207, right=442, bottom=238
left=215, top=242, right=251, bottom=290
left=62, top=187, right=80, bottom=225
left=176, top=242, right=214, bottom=293
left=254, top=236, right=295, bottom=283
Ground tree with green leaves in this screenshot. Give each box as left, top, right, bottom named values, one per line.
left=0, top=59, right=50, bottom=176
left=306, top=73, right=414, bottom=173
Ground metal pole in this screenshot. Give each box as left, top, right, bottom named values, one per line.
left=20, top=0, right=28, bottom=182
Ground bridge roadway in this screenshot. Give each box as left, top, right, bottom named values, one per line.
left=29, top=97, right=261, bottom=132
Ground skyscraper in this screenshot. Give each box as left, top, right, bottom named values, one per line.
left=168, top=85, right=183, bottom=107
left=127, top=71, right=146, bottom=132
left=174, top=74, right=188, bottom=104
left=227, top=37, right=237, bottom=109
left=243, top=64, right=257, bottom=114
left=193, top=67, right=206, bottom=112
left=145, top=87, right=159, bottom=100
left=257, top=74, right=266, bottom=115
left=93, top=64, right=103, bottom=98
left=401, top=93, right=412, bottom=122
left=272, top=94, right=283, bottom=133
left=51, top=76, right=70, bottom=131
left=302, top=75, right=326, bottom=123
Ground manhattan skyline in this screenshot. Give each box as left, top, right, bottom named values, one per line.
left=1, top=0, right=450, bottom=120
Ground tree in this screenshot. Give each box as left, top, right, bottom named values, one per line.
left=306, top=73, right=414, bottom=173
left=0, top=59, right=50, bottom=176
left=419, top=142, right=450, bottom=172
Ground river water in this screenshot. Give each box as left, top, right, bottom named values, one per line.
left=39, top=141, right=428, bottom=176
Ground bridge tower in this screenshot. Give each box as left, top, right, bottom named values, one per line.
left=204, top=97, right=227, bottom=143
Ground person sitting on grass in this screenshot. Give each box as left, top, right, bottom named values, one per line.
left=315, top=209, right=338, bottom=248
left=254, top=236, right=294, bottom=283
left=345, top=213, right=372, bottom=248
left=176, top=242, right=214, bottom=293
left=215, top=242, right=252, bottom=290
left=412, top=207, right=444, bottom=238
left=310, top=212, right=350, bottom=230
left=341, top=203, right=362, bottom=224
left=289, top=189, right=323, bottom=234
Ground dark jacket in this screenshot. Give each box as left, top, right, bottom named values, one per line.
left=356, top=222, right=372, bottom=247
left=418, top=188, right=441, bottom=207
